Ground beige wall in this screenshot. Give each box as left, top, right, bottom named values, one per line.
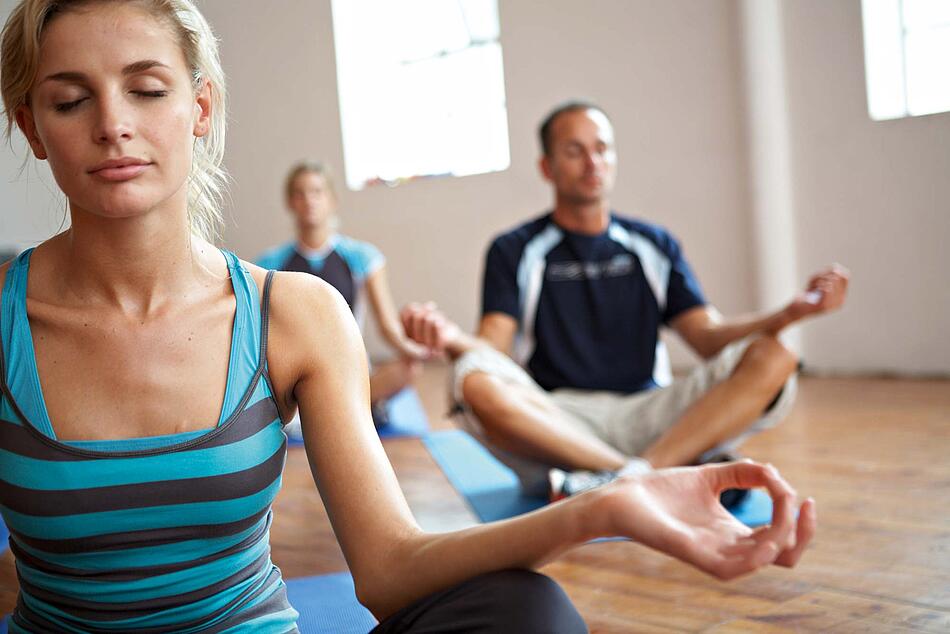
left=2, top=0, right=946, bottom=375
left=781, top=1, right=950, bottom=374
left=0, top=0, right=62, bottom=251
left=204, top=0, right=754, bottom=365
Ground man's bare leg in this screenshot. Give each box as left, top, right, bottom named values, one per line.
left=641, top=336, right=798, bottom=468
left=462, top=372, right=628, bottom=472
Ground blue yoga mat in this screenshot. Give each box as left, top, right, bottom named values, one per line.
left=286, top=571, right=377, bottom=633
left=289, top=388, right=429, bottom=446
left=423, top=430, right=774, bottom=527
left=374, top=388, right=429, bottom=439
left=423, top=430, right=545, bottom=522
left=0, top=572, right=376, bottom=634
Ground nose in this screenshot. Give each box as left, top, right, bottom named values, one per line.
left=94, top=93, right=134, bottom=145
left=584, top=149, right=601, bottom=171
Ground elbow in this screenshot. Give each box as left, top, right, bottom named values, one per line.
left=353, top=579, right=390, bottom=622
left=353, top=569, right=412, bottom=623
left=350, top=530, right=423, bottom=621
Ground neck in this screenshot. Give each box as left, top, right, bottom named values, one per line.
left=551, top=198, right=611, bottom=235
left=45, top=196, right=222, bottom=316
left=297, top=224, right=334, bottom=251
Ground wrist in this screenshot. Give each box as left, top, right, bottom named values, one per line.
left=573, top=481, right=628, bottom=542
left=768, top=307, right=795, bottom=334
left=383, top=328, right=406, bottom=348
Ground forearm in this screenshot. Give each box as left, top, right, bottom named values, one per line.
left=361, top=489, right=608, bottom=619
left=693, top=308, right=791, bottom=358
left=442, top=329, right=495, bottom=359
left=379, top=323, right=414, bottom=354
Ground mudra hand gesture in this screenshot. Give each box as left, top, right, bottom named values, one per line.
left=599, top=460, right=815, bottom=580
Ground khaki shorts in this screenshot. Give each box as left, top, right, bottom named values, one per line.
left=451, top=338, right=797, bottom=495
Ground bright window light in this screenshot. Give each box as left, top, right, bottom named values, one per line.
left=331, top=0, right=511, bottom=190
left=862, top=0, right=950, bottom=120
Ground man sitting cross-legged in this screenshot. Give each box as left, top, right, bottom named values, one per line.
left=402, top=101, right=849, bottom=502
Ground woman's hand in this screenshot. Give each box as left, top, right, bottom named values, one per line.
left=394, top=338, right=431, bottom=362
left=601, top=461, right=816, bottom=580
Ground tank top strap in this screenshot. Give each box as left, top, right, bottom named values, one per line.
left=218, top=250, right=276, bottom=424
left=0, top=249, right=54, bottom=434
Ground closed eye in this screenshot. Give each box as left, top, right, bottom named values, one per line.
left=54, top=98, right=87, bottom=113
left=133, top=90, right=169, bottom=98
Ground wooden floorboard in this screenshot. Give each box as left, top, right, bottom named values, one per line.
left=1, top=369, right=947, bottom=632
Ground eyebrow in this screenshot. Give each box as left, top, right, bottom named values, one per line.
left=39, top=60, right=171, bottom=85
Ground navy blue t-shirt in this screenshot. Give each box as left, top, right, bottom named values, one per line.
left=482, top=212, right=706, bottom=394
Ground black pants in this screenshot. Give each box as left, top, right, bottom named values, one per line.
left=371, top=569, right=588, bottom=633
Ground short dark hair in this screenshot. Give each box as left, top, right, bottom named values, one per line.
left=538, top=100, right=611, bottom=156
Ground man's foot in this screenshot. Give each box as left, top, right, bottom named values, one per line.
left=548, top=468, right=618, bottom=502
left=719, top=486, right=751, bottom=509
left=548, top=458, right=652, bottom=502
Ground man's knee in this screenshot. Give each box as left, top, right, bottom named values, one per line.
left=461, top=371, right=510, bottom=417
left=739, top=336, right=798, bottom=390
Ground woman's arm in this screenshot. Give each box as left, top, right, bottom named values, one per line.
left=265, top=272, right=816, bottom=621
left=399, top=302, right=516, bottom=360
left=363, top=265, right=428, bottom=360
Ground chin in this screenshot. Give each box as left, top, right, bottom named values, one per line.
left=569, top=192, right=604, bottom=206
left=68, top=192, right=177, bottom=222
left=100, top=193, right=162, bottom=216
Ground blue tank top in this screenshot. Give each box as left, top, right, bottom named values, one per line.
left=0, top=250, right=299, bottom=632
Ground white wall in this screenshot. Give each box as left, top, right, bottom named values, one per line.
left=2, top=0, right=946, bottom=375
left=203, top=0, right=754, bottom=364
left=0, top=0, right=63, bottom=253
left=780, top=0, right=950, bottom=375
left=0, top=144, right=62, bottom=254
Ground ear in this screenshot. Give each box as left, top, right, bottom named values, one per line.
left=539, top=154, right=553, bottom=182
left=192, top=78, right=212, bottom=138
left=15, top=105, right=48, bottom=160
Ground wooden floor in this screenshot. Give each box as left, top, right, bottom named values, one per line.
left=1, top=368, right=948, bottom=632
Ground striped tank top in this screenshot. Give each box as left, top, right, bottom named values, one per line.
left=0, top=250, right=299, bottom=632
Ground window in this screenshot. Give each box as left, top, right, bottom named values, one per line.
left=862, top=0, right=950, bottom=120
left=331, top=0, right=510, bottom=190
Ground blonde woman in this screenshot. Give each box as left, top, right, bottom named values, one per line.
left=0, top=0, right=815, bottom=632
left=258, top=163, right=424, bottom=429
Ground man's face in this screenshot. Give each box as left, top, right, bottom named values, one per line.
left=540, top=108, right=617, bottom=205
left=287, top=171, right=335, bottom=230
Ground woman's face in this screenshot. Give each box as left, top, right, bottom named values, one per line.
left=16, top=2, right=211, bottom=221
left=287, top=171, right=336, bottom=231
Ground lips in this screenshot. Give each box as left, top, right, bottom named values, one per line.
left=88, top=157, right=152, bottom=182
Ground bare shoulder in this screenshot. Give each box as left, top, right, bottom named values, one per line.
left=242, top=260, right=350, bottom=326
left=243, top=260, right=364, bottom=409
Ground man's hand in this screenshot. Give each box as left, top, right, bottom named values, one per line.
left=601, top=461, right=816, bottom=580
left=394, top=338, right=432, bottom=362
left=785, top=264, right=850, bottom=324
left=400, top=302, right=462, bottom=357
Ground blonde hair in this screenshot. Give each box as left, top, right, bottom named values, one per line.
left=284, top=160, right=338, bottom=202
left=1, top=0, right=228, bottom=242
